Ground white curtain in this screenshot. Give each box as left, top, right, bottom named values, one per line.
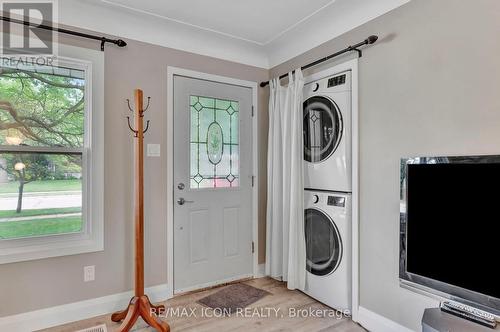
left=265, top=69, right=306, bottom=290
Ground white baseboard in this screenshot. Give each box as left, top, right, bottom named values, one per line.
left=357, top=306, right=415, bottom=332
left=255, top=263, right=266, bottom=278
left=0, top=283, right=169, bottom=332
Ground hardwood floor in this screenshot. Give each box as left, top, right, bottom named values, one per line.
left=39, top=278, right=366, bottom=332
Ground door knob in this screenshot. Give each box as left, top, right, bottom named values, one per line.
left=177, top=197, right=194, bottom=205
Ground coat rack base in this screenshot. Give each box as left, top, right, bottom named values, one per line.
left=111, top=295, right=169, bottom=332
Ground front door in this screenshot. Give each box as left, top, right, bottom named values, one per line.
left=173, top=75, right=253, bottom=294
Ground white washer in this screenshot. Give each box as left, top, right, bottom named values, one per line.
left=303, top=71, right=351, bottom=192
left=304, top=190, right=352, bottom=312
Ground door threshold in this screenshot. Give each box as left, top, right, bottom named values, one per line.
left=174, top=275, right=254, bottom=297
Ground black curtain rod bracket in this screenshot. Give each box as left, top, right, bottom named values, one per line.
left=0, top=15, right=127, bottom=51
left=260, top=35, right=378, bottom=88
left=347, top=46, right=363, bottom=58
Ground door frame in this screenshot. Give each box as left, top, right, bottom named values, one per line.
left=166, top=67, right=259, bottom=298
left=303, top=58, right=359, bottom=321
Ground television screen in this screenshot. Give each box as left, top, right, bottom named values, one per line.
left=400, top=155, right=500, bottom=312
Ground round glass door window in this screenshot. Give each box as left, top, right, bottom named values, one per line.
left=303, top=96, right=343, bottom=163
left=305, top=208, right=342, bottom=276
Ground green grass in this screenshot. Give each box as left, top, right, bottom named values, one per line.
left=0, top=207, right=82, bottom=219
left=0, top=179, right=81, bottom=194
left=0, top=216, right=83, bottom=239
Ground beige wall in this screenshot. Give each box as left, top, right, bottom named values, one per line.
left=271, top=0, right=500, bottom=330
left=0, top=32, right=268, bottom=317
left=3, top=1, right=500, bottom=327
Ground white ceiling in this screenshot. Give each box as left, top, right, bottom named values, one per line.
left=100, top=0, right=336, bottom=45
left=59, top=0, right=410, bottom=68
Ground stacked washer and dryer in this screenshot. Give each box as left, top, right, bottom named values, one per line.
left=303, top=70, right=352, bottom=312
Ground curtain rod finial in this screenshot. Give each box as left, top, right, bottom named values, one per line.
left=116, top=39, right=127, bottom=47
left=367, top=35, right=378, bottom=44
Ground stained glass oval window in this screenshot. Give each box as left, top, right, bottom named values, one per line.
left=207, top=122, right=224, bottom=165
left=190, top=95, right=239, bottom=189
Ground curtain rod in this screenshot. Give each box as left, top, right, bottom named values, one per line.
left=0, top=15, right=127, bottom=51
left=260, top=35, right=378, bottom=88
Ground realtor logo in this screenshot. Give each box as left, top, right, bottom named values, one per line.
left=1, top=0, right=58, bottom=55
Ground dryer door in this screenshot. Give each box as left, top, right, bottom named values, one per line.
left=305, top=208, right=343, bottom=276
left=303, top=96, right=343, bottom=163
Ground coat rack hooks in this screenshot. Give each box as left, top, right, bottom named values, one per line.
left=126, top=99, right=134, bottom=113
left=143, top=120, right=150, bottom=134
left=126, top=116, right=139, bottom=137
left=143, top=97, right=151, bottom=113
left=126, top=96, right=152, bottom=137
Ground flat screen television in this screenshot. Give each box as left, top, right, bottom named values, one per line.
left=400, top=155, right=500, bottom=315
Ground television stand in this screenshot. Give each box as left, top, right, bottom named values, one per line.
left=422, top=308, right=500, bottom=332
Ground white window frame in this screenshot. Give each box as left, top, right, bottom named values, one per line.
left=0, top=44, right=104, bottom=264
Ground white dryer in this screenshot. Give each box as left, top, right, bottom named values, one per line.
left=303, top=71, right=351, bottom=192
left=304, top=190, right=351, bottom=312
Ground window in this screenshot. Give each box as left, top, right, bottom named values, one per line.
left=0, top=46, right=104, bottom=264
left=190, top=95, right=239, bottom=189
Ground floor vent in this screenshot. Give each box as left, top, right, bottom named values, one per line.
left=76, top=324, right=107, bottom=332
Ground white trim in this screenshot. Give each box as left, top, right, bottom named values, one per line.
left=266, top=0, right=410, bottom=68
left=0, top=44, right=104, bottom=264
left=100, top=0, right=262, bottom=46
left=0, top=146, right=82, bottom=153
left=0, top=283, right=169, bottom=332
left=302, top=58, right=360, bottom=321
left=100, top=0, right=337, bottom=47
left=166, top=67, right=259, bottom=298
left=255, top=263, right=266, bottom=278
left=59, top=0, right=268, bottom=69
left=357, top=306, right=414, bottom=332
left=58, top=0, right=409, bottom=69
left=263, top=0, right=336, bottom=45
left=351, top=59, right=360, bottom=322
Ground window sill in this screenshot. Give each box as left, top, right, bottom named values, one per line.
left=0, top=233, right=104, bottom=265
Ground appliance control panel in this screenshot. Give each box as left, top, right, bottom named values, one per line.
left=327, top=196, right=345, bottom=207
left=327, top=74, right=346, bottom=88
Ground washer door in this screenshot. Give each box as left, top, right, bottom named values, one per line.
left=303, top=96, right=343, bottom=163
left=305, top=208, right=343, bottom=276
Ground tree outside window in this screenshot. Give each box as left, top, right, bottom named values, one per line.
left=0, top=62, right=85, bottom=240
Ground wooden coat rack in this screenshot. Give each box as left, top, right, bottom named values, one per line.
left=111, top=89, right=170, bottom=332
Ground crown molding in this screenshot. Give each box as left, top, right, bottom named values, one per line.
left=57, top=0, right=410, bottom=69
left=59, top=0, right=269, bottom=68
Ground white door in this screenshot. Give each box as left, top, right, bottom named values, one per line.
left=173, top=75, right=254, bottom=294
